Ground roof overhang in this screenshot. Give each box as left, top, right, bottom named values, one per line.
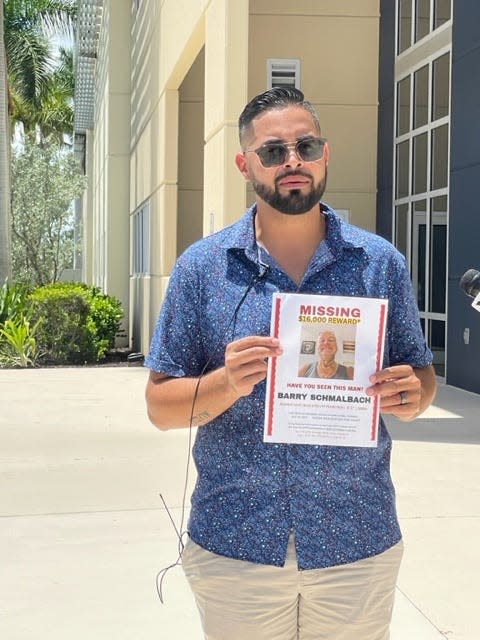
left=73, top=0, right=104, bottom=156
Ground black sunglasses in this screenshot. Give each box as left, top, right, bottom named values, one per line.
left=245, top=137, right=327, bottom=168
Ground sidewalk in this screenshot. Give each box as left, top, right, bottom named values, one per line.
left=1, top=366, right=478, bottom=639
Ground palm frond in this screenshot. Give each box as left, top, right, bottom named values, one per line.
left=6, top=29, right=54, bottom=105
left=3, top=0, right=76, bottom=138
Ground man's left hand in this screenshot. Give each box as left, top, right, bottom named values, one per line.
left=366, top=364, right=429, bottom=421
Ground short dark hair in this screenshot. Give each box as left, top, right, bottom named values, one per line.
left=238, top=87, right=321, bottom=147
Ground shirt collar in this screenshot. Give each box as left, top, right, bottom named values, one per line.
left=221, top=202, right=365, bottom=267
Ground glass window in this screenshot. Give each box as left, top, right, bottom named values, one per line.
left=432, top=53, right=450, bottom=120
left=430, top=196, right=447, bottom=314
left=434, top=0, right=451, bottom=30
left=414, top=65, right=429, bottom=128
left=431, top=124, right=449, bottom=190
left=396, top=140, right=410, bottom=198
left=397, top=76, right=411, bottom=135
left=398, top=0, right=412, bottom=54
left=415, top=0, right=430, bottom=42
left=395, top=204, right=410, bottom=262
left=414, top=199, right=427, bottom=311
left=413, top=133, right=428, bottom=194
left=133, top=204, right=150, bottom=275
left=429, top=319, right=445, bottom=376
left=431, top=194, right=447, bottom=217
left=394, top=5, right=450, bottom=372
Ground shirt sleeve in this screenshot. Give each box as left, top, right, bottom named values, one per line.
left=144, top=256, right=207, bottom=377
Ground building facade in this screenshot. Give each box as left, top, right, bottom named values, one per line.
left=74, top=0, right=480, bottom=394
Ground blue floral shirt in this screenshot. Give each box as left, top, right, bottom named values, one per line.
left=145, top=203, right=432, bottom=569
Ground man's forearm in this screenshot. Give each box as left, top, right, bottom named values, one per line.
left=146, top=336, right=282, bottom=430
left=145, top=368, right=240, bottom=431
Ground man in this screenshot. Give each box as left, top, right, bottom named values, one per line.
left=298, top=329, right=354, bottom=379
left=145, top=87, right=436, bottom=640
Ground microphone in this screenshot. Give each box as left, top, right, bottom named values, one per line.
left=460, top=269, right=480, bottom=298
left=258, top=262, right=270, bottom=279
left=460, top=268, right=480, bottom=313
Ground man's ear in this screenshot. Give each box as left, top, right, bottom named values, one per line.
left=235, top=152, right=250, bottom=181
left=323, top=142, right=330, bottom=167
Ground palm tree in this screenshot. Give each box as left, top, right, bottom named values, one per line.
left=0, top=0, right=76, bottom=281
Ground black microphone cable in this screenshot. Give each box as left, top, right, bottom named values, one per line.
left=155, top=262, right=270, bottom=603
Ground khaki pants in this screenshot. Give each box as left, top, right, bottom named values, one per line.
left=182, top=535, right=403, bottom=640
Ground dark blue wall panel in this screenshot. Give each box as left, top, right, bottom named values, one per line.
left=447, top=2, right=480, bottom=392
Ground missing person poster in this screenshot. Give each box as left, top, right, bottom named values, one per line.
left=264, top=293, right=388, bottom=448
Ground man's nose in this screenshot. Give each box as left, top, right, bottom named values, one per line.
left=284, top=146, right=303, bottom=165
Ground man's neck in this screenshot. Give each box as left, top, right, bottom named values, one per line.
left=319, top=358, right=336, bottom=369
left=255, top=202, right=326, bottom=285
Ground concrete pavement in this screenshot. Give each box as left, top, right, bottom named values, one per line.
left=1, top=366, right=479, bottom=639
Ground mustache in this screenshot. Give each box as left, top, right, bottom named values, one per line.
left=275, top=169, right=313, bottom=184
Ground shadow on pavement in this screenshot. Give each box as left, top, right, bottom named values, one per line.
left=386, top=381, right=480, bottom=445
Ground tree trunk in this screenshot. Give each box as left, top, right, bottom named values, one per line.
left=0, top=1, right=12, bottom=283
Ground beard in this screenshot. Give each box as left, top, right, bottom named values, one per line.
left=251, top=168, right=327, bottom=215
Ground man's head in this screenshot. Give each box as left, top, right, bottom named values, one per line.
left=235, top=88, right=328, bottom=215
left=317, top=330, right=338, bottom=359
left=238, top=87, right=321, bottom=148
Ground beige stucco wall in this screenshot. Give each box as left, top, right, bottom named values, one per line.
left=126, top=0, right=380, bottom=354
left=87, top=0, right=131, bottom=345
left=248, top=0, right=380, bottom=231
left=130, top=0, right=250, bottom=355
left=81, top=129, right=94, bottom=285
left=178, top=50, right=205, bottom=257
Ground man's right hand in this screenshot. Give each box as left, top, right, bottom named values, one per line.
left=224, top=336, right=283, bottom=397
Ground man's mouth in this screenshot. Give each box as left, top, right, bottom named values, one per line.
left=277, top=175, right=311, bottom=189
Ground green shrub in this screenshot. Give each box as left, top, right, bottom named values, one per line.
left=29, top=284, right=91, bottom=364
left=86, top=292, right=124, bottom=360
left=0, top=279, right=31, bottom=324
left=0, top=317, right=39, bottom=367
left=28, top=282, right=124, bottom=364
left=0, top=280, right=38, bottom=368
